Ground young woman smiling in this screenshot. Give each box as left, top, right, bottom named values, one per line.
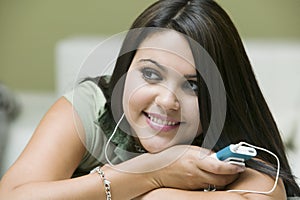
left=0, top=0, right=299, bottom=199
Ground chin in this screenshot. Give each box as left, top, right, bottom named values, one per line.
left=140, top=139, right=174, bottom=153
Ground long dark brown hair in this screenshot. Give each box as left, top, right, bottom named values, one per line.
left=103, top=0, right=300, bottom=196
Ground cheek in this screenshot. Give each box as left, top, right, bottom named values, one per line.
left=182, top=97, right=202, bottom=131
left=126, top=87, right=153, bottom=110
left=123, top=73, right=154, bottom=117
left=187, top=100, right=199, bottom=118
left=181, top=95, right=198, bottom=114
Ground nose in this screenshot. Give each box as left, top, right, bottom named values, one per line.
left=155, top=88, right=180, bottom=111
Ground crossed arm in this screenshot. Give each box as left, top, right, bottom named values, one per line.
left=133, top=168, right=286, bottom=200
left=0, top=97, right=286, bottom=200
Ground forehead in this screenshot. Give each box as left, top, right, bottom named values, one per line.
left=137, top=30, right=195, bottom=67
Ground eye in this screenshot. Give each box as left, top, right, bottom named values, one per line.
left=182, top=80, right=199, bottom=94
left=141, top=67, right=162, bottom=81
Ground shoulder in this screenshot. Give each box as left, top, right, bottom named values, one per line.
left=63, top=80, right=106, bottom=133
left=63, top=80, right=105, bottom=139
left=227, top=167, right=286, bottom=199
left=63, top=80, right=110, bottom=170
left=64, top=80, right=105, bottom=110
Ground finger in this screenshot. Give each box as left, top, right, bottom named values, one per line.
left=196, top=155, right=245, bottom=175
left=195, top=170, right=239, bottom=187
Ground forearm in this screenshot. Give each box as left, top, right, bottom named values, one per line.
left=0, top=169, right=156, bottom=200
left=135, top=188, right=248, bottom=200
left=136, top=171, right=287, bottom=200
left=0, top=174, right=101, bottom=200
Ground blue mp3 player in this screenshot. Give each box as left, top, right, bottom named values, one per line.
left=211, top=144, right=257, bottom=166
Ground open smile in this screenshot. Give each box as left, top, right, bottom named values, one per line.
left=143, top=112, right=181, bottom=132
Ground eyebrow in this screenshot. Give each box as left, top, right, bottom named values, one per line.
left=138, top=58, right=197, bottom=79
left=139, top=58, right=167, bottom=72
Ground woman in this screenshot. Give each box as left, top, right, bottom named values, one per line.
left=0, top=0, right=299, bottom=199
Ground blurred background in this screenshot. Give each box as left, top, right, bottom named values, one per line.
left=0, top=0, right=299, bottom=185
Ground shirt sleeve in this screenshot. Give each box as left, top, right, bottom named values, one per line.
left=63, top=80, right=107, bottom=171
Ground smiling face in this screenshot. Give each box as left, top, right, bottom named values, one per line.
left=122, top=30, right=202, bottom=153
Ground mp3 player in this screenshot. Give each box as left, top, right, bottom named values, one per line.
left=211, top=144, right=257, bottom=166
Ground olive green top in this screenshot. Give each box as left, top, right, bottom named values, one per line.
left=63, top=80, right=145, bottom=176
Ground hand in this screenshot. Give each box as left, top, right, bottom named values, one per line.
left=150, top=145, right=245, bottom=190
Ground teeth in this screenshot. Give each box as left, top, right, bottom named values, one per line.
left=148, top=114, right=178, bottom=126
left=157, top=119, right=162, bottom=124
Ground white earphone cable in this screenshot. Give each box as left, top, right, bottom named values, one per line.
left=105, top=123, right=280, bottom=194
left=227, top=142, right=280, bottom=194
left=104, top=113, right=125, bottom=166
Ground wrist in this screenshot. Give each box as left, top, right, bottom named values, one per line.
left=148, top=167, right=164, bottom=189
left=90, top=166, right=112, bottom=200
left=100, top=163, right=160, bottom=199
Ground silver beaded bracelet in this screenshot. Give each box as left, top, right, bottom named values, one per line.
left=204, top=184, right=216, bottom=192
left=90, top=166, right=112, bottom=200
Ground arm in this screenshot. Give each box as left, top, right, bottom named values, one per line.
left=134, top=168, right=287, bottom=200
left=0, top=97, right=245, bottom=200
left=0, top=98, right=157, bottom=200
left=226, top=167, right=286, bottom=200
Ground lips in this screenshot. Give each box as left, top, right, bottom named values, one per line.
left=143, top=112, right=181, bottom=132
